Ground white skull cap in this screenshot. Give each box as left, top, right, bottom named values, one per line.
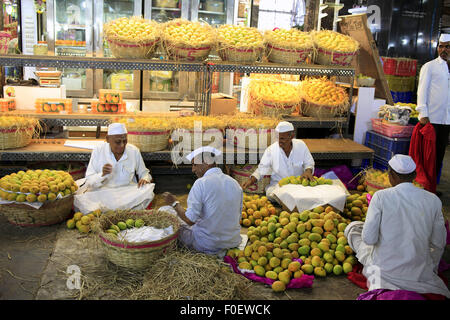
left=388, top=154, right=416, bottom=174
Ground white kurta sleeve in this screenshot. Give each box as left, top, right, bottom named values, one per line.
left=135, top=148, right=151, bottom=182
left=416, top=63, right=431, bottom=119
left=430, top=206, right=447, bottom=273
left=252, top=148, right=273, bottom=181
left=302, top=145, right=315, bottom=172
left=185, top=180, right=204, bottom=224
left=85, top=147, right=108, bottom=190
left=362, top=192, right=382, bottom=245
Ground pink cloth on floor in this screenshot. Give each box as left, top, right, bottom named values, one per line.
left=224, top=256, right=314, bottom=289
left=357, top=289, right=447, bottom=300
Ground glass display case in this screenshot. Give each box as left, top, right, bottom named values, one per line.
left=46, top=0, right=94, bottom=97
left=93, top=0, right=142, bottom=100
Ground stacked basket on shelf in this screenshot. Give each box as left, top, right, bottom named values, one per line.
left=264, top=28, right=314, bottom=65
left=0, top=115, right=38, bottom=150
left=298, top=77, right=349, bottom=118
left=311, top=30, right=359, bottom=66
left=225, top=115, right=278, bottom=150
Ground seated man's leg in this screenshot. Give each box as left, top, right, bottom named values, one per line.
left=344, top=221, right=373, bottom=267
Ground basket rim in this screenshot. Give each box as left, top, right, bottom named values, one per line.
left=99, top=231, right=178, bottom=249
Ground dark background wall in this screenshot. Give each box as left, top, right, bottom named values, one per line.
left=339, top=0, right=443, bottom=66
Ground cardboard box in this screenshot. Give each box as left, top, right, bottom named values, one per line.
left=210, top=93, right=237, bottom=115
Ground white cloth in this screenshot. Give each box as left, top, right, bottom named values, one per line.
left=346, top=183, right=449, bottom=297
left=271, top=183, right=347, bottom=212
left=439, top=33, right=450, bottom=42
left=117, top=225, right=174, bottom=243
left=183, top=167, right=243, bottom=255
left=252, top=139, right=315, bottom=194
left=388, top=154, right=416, bottom=174
left=275, top=121, right=294, bottom=133
left=73, top=142, right=154, bottom=213
left=107, top=123, right=127, bottom=135
left=416, top=57, right=450, bottom=124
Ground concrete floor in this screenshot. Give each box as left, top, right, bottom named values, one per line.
left=1, top=148, right=449, bottom=300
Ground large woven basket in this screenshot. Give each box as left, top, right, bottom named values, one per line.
left=229, top=127, right=274, bottom=150
left=300, top=100, right=347, bottom=118
left=313, top=47, right=357, bottom=66
left=128, top=129, right=171, bottom=152
left=164, top=41, right=212, bottom=61
left=364, top=179, right=389, bottom=193
left=173, top=128, right=224, bottom=150
left=231, top=164, right=270, bottom=194
left=96, top=209, right=180, bottom=270
left=0, top=195, right=74, bottom=227
left=218, top=45, right=263, bottom=63
left=262, top=101, right=296, bottom=117
left=0, top=126, right=35, bottom=150
left=266, top=43, right=312, bottom=65
left=107, top=38, right=159, bottom=59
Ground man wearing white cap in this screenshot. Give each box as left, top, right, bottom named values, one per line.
left=241, top=121, right=315, bottom=202
left=416, top=33, right=450, bottom=196
left=344, top=154, right=449, bottom=298
left=74, top=123, right=155, bottom=213
left=162, top=147, right=243, bottom=256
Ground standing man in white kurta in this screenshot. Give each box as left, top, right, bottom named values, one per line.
left=74, top=123, right=155, bottom=213
left=416, top=33, right=450, bottom=196
left=344, top=155, right=449, bottom=298
left=162, top=146, right=243, bottom=256
left=241, top=121, right=315, bottom=202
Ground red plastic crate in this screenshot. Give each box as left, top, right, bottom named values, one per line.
left=382, top=57, right=417, bottom=77
left=371, top=118, right=414, bottom=138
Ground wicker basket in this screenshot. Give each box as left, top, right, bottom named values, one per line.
left=229, top=127, right=274, bottom=150
left=313, top=47, right=357, bottom=66
left=364, top=179, right=389, bottom=193
left=164, top=41, right=212, bottom=61
left=128, top=129, right=171, bottom=152
left=0, top=126, right=35, bottom=150
left=107, top=38, right=159, bottom=59
left=266, top=43, right=312, bottom=65
left=0, top=195, right=74, bottom=227
left=68, top=163, right=87, bottom=181
left=218, top=45, right=263, bottom=63
left=174, top=128, right=224, bottom=150
left=231, top=164, right=270, bottom=194
left=262, top=102, right=295, bottom=117
left=97, top=210, right=179, bottom=270
left=300, top=100, right=347, bottom=118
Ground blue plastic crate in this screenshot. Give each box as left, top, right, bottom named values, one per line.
left=362, top=156, right=389, bottom=171
left=391, top=91, right=413, bottom=103
left=365, top=130, right=410, bottom=157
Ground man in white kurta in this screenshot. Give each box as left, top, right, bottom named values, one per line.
left=242, top=121, right=315, bottom=201
left=163, top=147, right=243, bottom=256
left=345, top=155, right=450, bottom=298
left=416, top=33, right=450, bottom=195
left=74, top=123, right=155, bottom=213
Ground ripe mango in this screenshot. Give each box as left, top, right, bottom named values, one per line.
left=333, top=264, right=343, bottom=275
left=323, top=252, right=334, bottom=263
left=110, top=224, right=120, bottom=232
left=311, top=226, right=324, bottom=235
left=309, top=212, right=320, bottom=219
left=281, top=258, right=291, bottom=269
left=66, top=219, right=75, bottom=229
left=288, top=243, right=299, bottom=252
left=313, top=206, right=325, bottom=214
left=324, top=263, right=334, bottom=274
left=314, top=267, right=326, bottom=277
left=273, top=248, right=283, bottom=259
left=298, top=238, right=310, bottom=246
left=293, top=270, right=304, bottom=278
left=239, top=261, right=252, bottom=270
left=268, top=222, right=277, bottom=233
left=308, top=232, right=322, bottom=242
left=286, top=222, right=297, bottom=233
left=301, top=264, right=314, bottom=274
left=106, top=228, right=118, bottom=235
left=311, top=219, right=325, bottom=228
left=273, top=266, right=284, bottom=274
left=253, top=265, right=266, bottom=277
left=288, top=261, right=301, bottom=272
left=265, top=271, right=278, bottom=280
left=344, top=245, right=353, bottom=255
left=299, top=211, right=310, bottom=222
left=326, top=234, right=337, bottom=244
left=81, top=216, right=91, bottom=225
left=343, top=262, right=352, bottom=274
left=323, top=219, right=335, bottom=232
left=298, top=245, right=310, bottom=256
left=258, top=257, right=268, bottom=266
left=317, top=242, right=329, bottom=253
left=126, top=219, right=135, bottom=228
left=311, top=247, right=322, bottom=257
left=134, top=219, right=145, bottom=228
left=272, top=280, right=286, bottom=292
left=335, top=251, right=346, bottom=262
left=269, top=256, right=281, bottom=268
left=311, top=256, right=322, bottom=267
left=278, top=271, right=291, bottom=285
left=296, top=223, right=306, bottom=234
left=337, top=236, right=348, bottom=246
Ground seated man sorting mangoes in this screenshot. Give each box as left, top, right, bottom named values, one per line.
left=241, top=121, right=315, bottom=202
left=345, top=154, right=450, bottom=298
left=73, top=123, right=155, bottom=213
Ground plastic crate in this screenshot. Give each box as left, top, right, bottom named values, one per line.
left=362, top=156, right=389, bottom=171
left=365, top=130, right=410, bottom=153
left=382, top=57, right=417, bottom=76
left=371, top=118, right=414, bottom=138
left=391, top=91, right=413, bottom=103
